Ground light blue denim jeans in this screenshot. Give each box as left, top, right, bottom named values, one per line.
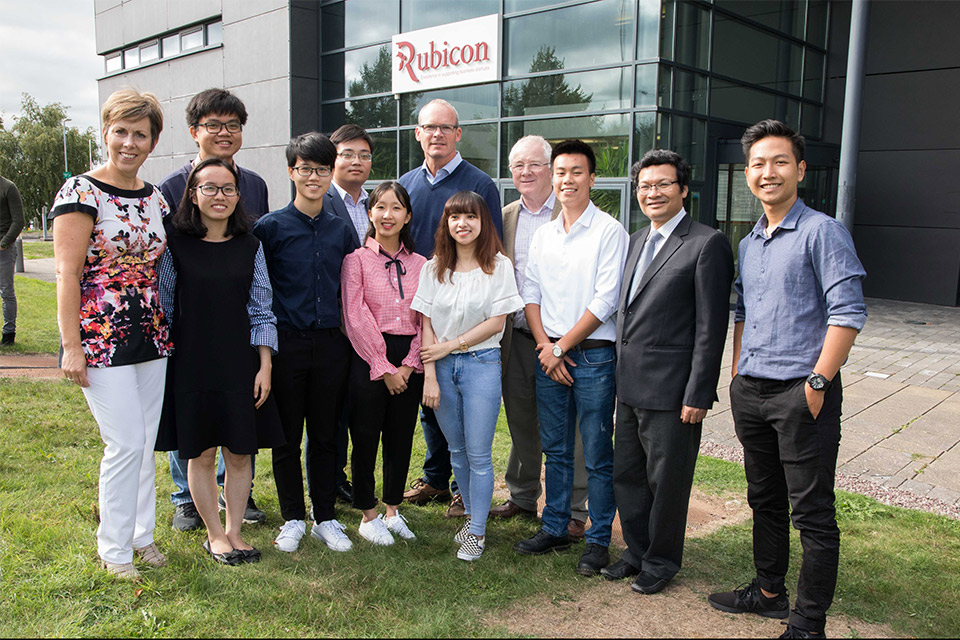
left=536, top=345, right=617, bottom=546
left=433, top=348, right=502, bottom=537
left=169, top=451, right=255, bottom=506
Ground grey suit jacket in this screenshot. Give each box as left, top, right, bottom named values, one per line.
left=499, top=197, right=562, bottom=372
left=322, top=188, right=362, bottom=246
left=615, top=213, right=734, bottom=411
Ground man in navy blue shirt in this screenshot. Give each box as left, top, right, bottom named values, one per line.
left=159, top=88, right=271, bottom=532
left=708, top=120, right=866, bottom=639
left=253, top=133, right=359, bottom=553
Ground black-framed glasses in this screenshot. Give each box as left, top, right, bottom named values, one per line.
left=419, top=124, right=458, bottom=135
left=637, top=180, right=679, bottom=195
left=293, top=166, right=332, bottom=177
left=337, top=151, right=373, bottom=162
left=509, top=162, right=550, bottom=173
left=194, top=184, right=239, bottom=197
left=196, top=120, right=243, bottom=134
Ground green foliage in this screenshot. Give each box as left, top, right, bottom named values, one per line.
left=0, top=94, right=101, bottom=226
left=502, top=46, right=593, bottom=117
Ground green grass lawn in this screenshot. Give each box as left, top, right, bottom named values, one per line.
left=2, top=378, right=959, bottom=637
left=19, top=240, right=56, bottom=260
left=1, top=276, right=59, bottom=354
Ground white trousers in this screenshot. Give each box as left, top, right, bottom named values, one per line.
left=82, top=358, right=167, bottom=564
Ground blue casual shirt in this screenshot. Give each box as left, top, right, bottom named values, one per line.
left=253, top=201, right=360, bottom=331
left=735, top=198, right=867, bottom=380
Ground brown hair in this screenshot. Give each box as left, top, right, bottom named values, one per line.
left=432, top=191, right=503, bottom=283
left=101, top=88, right=164, bottom=143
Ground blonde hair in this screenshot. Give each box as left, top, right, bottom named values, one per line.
left=101, top=88, right=164, bottom=143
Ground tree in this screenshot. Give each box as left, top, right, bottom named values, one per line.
left=0, top=94, right=101, bottom=227
left=502, top=46, right=593, bottom=117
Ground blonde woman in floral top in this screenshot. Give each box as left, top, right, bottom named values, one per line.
left=51, top=89, right=172, bottom=581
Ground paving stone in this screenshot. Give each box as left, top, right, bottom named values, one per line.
left=927, top=486, right=960, bottom=505
left=897, top=479, right=934, bottom=495
left=841, top=445, right=915, bottom=480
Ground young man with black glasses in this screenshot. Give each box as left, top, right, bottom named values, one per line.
left=159, top=88, right=271, bottom=532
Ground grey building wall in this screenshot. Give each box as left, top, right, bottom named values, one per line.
left=94, top=0, right=293, bottom=212
left=828, top=0, right=960, bottom=306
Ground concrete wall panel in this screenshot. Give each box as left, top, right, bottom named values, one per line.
left=222, top=7, right=290, bottom=88
left=95, top=5, right=125, bottom=53
left=230, top=77, right=290, bottom=151
left=231, top=145, right=291, bottom=212
left=860, top=69, right=960, bottom=152
left=123, top=0, right=170, bottom=44
left=224, top=0, right=288, bottom=24
left=165, top=0, right=221, bottom=30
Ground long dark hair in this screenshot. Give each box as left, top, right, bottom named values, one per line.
left=365, top=181, right=416, bottom=253
left=433, top=191, right=503, bottom=283
left=174, top=157, right=250, bottom=238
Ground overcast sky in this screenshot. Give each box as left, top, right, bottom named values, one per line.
left=0, top=0, right=102, bottom=134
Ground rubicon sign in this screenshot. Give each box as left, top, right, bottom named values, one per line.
left=391, top=14, right=500, bottom=94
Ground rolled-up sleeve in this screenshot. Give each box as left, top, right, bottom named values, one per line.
left=586, top=222, right=628, bottom=323
left=248, top=244, right=279, bottom=353
left=812, top=220, right=867, bottom=331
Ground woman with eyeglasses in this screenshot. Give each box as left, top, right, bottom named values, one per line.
left=156, top=157, right=283, bottom=565
left=51, top=89, right=173, bottom=580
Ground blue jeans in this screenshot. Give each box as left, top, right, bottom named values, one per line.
left=420, top=405, right=458, bottom=495
left=169, top=451, right=255, bottom=506
left=536, top=345, right=617, bottom=546
left=433, top=349, right=502, bottom=536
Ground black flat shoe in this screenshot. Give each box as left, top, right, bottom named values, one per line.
left=203, top=539, right=242, bottom=566
left=601, top=558, right=641, bottom=581
left=237, top=547, right=261, bottom=563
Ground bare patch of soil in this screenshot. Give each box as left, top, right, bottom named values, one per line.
left=0, top=354, right=60, bottom=379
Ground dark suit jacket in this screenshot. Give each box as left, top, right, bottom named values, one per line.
left=322, top=188, right=362, bottom=246
left=615, top=213, right=734, bottom=411
left=499, top=197, right=562, bottom=372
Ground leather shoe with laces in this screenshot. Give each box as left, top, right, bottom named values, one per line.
left=779, top=622, right=824, bottom=638
left=489, top=500, right=537, bottom=519
left=514, top=529, right=571, bottom=555
left=601, top=558, right=640, bottom=581
left=576, top=543, right=609, bottom=576
left=402, top=477, right=451, bottom=505
left=631, top=572, right=670, bottom=594
left=708, top=579, right=789, bottom=619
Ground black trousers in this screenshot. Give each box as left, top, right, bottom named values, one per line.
left=613, top=403, right=701, bottom=580
left=731, top=373, right=843, bottom=633
left=272, top=329, right=350, bottom=523
left=348, top=334, right=424, bottom=510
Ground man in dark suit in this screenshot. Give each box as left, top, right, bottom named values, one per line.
left=602, top=150, right=733, bottom=594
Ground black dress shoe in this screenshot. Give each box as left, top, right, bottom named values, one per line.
left=576, top=543, right=610, bottom=576
left=601, top=558, right=641, bottom=581
left=514, top=529, right=571, bottom=555
left=203, top=539, right=242, bottom=566
left=336, top=481, right=353, bottom=504
left=631, top=571, right=670, bottom=594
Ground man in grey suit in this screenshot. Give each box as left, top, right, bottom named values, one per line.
left=491, top=135, right=589, bottom=539
left=602, top=149, right=733, bottom=593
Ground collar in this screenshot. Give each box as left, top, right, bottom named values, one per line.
left=650, top=207, right=686, bottom=241
left=519, top=191, right=556, bottom=216
left=751, top=198, right=807, bottom=238
left=552, top=200, right=600, bottom=234
left=332, top=180, right=368, bottom=206
left=421, top=152, right=462, bottom=180
left=363, top=235, right=409, bottom=259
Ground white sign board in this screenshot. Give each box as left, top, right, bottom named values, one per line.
left=391, top=14, right=500, bottom=94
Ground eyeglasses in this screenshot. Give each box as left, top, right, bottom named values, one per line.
left=196, top=121, right=243, bottom=134
left=509, top=162, right=549, bottom=173
left=337, top=151, right=373, bottom=162
left=293, top=165, right=332, bottom=177
left=637, top=180, right=679, bottom=195
left=419, top=124, right=458, bottom=135
left=194, top=184, right=239, bottom=197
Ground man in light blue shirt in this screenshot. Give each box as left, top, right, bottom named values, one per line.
left=708, top=120, right=866, bottom=639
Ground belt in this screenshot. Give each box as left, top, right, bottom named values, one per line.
left=514, top=327, right=613, bottom=351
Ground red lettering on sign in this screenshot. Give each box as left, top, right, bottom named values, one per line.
left=395, top=38, right=492, bottom=84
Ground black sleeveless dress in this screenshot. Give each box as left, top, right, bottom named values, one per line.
left=156, top=229, right=284, bottom=458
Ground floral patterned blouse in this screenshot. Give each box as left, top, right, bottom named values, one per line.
left=51, top=175, right=173, bottom=368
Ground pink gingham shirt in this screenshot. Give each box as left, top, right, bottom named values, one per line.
left=341, top=237, right=427, bottom=380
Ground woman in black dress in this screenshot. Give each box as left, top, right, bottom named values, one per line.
left=157, top=157, right=282, bottom=564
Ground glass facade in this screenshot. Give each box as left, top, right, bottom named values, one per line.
left=318, top=0, right=831, bottom=227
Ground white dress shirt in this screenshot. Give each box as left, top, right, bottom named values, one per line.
left=522, top=202, right=629, bottom=342
left=512, top=192, right=556, bottom=329
left=421, top=152, right=463, bottom=185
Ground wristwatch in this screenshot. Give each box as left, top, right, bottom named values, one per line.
left=806, top=372, right=831, bottom=391
left=552, top=343, right=564, bottom=358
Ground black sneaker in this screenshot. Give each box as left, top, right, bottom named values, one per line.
left=779, top=623, right=824, bottom=639
left=1, top=332, right=14, bottom=346
left=576, top=543, right=610, bottom=576
left=218, top=492, right=267, bottom=524
left=708, top=579, right=789, bottom=619
left=172, top=502, right=202, bottom=531
left=514, top=529, right=571, bottom=555
left=336, top=481, right=353, bottom=504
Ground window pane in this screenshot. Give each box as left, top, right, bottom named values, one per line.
left=400, top=122, right=498, bottom=177
left=711, top=80, right=800, bottom=129
left=105, top=54, right=122, bottom=73
left=206, top=21, right=223, bottom=46
left=807, top=0, right=829, bottom=47
left=590, top=187, right=623, bottom=221
left=140, top=41, right=159, bottom=63
left=671, top=115, right=706, bottom=181
left=182, top=28, right=203, bottom=51
left=401, top=0, right=498, bottom=32
left=635, top=64, right=657, bottom=108
left=402, top=83, right=498, bottom=125
left=637, top=0, right=661, bottom=60
left=369, top=130, right=398, bottom=180
left=324, top=97, right=398, bottom=131
left=162, top=34, right=180, bottom=57
left=674, top=1, right=710, bottom=70
left=504, top=68, right=630, bottom=118
left=715, top=0, right=805, bottom=40
left=322, top=53, right=346, bottom=99
left=801, top=103, right=822, bottom=138
left=346, top=0, right=397, bottom=48
left=657, top=65, right=672, bottom=108
left=124, top=47, right=139, bottom=69
left=321, top=2, right=345, bottom=51
left=660, top=0, right=676, bottom=61
left=505, top=0, right=635, bottom=76
left=324, top=44, right=392, bottom=100
left=502, top=113, right=630, bottom=178
left=505, top=0, right=562, bottom=13
left=713, top=17, right=802, bottom=94
left=673, top=68, right=708, bottom=115
left=634, top=111, right=656, bottom=159
left=803, top=48, right=824, bottom=101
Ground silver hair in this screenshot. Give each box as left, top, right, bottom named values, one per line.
left=418, top=99, right=460, bottom=127
left=508, top=135, right=552, bottom=165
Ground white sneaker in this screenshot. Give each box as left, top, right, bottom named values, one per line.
left=274, top=519, right=306, bottom=553
left=358, top=515, right=395, bottom=546
left=384, top=511, right=416, bottom=541
left=311, top=519, right=353, bottom=552
left=454, top=517, right=472, bottom=544
left=457, top=533, right=485, bottom=561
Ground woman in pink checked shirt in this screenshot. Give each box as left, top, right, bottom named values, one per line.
left=341, top=181, right=427, bottom=546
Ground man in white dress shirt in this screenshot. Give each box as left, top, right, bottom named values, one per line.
left=513, top=139, right=628, bottom=577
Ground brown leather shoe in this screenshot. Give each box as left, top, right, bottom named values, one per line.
left=568, top=518, right=586, bottom=539
left=402, top=477, right=451, bottom=505
left=445, top=493, right=465, bottom=518
left=490, top=500, right=538, bottom=519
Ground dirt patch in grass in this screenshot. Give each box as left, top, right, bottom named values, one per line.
left=483, top=489, right=898, bottom=638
